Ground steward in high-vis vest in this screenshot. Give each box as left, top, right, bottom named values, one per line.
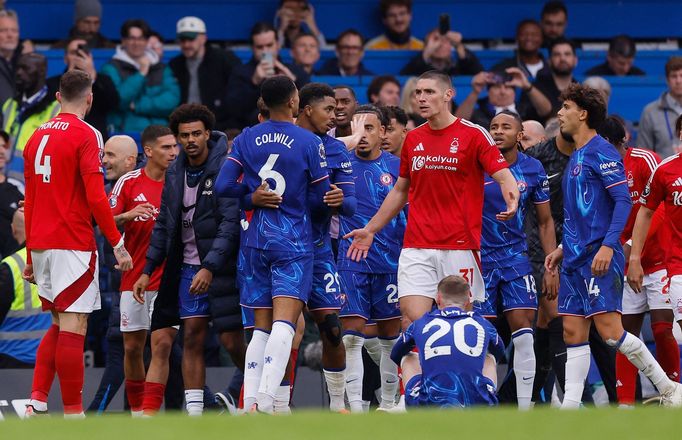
left=0, top=208, right=51, bottom=368
left=2, top=53, right=60, bottom=183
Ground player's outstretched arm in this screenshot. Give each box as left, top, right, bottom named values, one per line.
left=536, top=202, right=558, bottom=299
left=344, top=176, right=409, bottom=261
left=83, top=173, right=132, bottom=271
left=216, top=157, right=249, bottom=199
left=627, top=205, right=654, bottom=293
left=491, top=168, right=519, bottom=220
left=390, top=323, right=416, bottom=366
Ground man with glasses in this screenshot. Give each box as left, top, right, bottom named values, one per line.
left=101, top=19, right=179, bottom=134
left=169, top=16, right=241, bottom=132
left=317, top=29, right=373, bottom=77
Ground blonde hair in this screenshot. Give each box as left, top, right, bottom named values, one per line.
left=400, top=76, right=419, bottom=114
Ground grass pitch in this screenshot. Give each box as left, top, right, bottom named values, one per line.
left=2, top=407, right=682, bottom=439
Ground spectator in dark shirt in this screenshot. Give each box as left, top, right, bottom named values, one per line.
left=46, top=38, right=120, bottom=139
left=531, top=37, right=578, bottom=121
left=225, top=22, right=309, bottom=129
left=275, top=0, right=326, bottom=48
left=400, top=28, right=483, bottom=76
left=367, top=75, right=401, bottom=107
left=316, top=29, right=373, bottom=77
left=169, top=16, right=242, bottom=131
left=540, top=1, right=568, bottom=48
left=493, top=19, right=547, bottom=80
left=585, top=35, right=645, bottom=77
left=290, top=33, right=320, bottom=75
left=52, top=0, right=115, bottom=49
left=0, top=133, right=22, bottom=258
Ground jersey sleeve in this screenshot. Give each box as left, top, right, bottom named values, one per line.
left=532, top=162, right=550, bottom=204
left=641, top=165, right=667, bottom=211
left=332, top=149, right=356, bottom=217
left=399, top=132, right=412, bottom=179
left=390, top=321, right=417, bottom=366
left=479, top=317, right=505, bottom=362
left=591, top=149, right=632, bottom=248
left=79, top=127, right=105, bottom=176
left=475, top=129, right=507, bottom=176
left=108, top=175, right=129, bottom=216
left=216, top=138, right=249, bottom=199
left=306, top=137, right=331, bottom=185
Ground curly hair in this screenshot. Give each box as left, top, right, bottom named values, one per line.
left=168, top=103, right=216, bottom=135
left=559, top=83, right=606, bottom=130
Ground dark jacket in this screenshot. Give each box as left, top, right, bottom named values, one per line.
left=0, top=43, right=27, bottom=106
left=144, top=131, right=240, bottom=327
left=169, top=45, right=242, bottom=131
left=491, top=51, right=547, bottom=80
left=585, top=62, right=646, bottom=77
left=46, top=71, right=120, bottom=139
left=315, top=58, right=374, bottom=76
left=400, top=50, right=483, bottom=76
left=51, top=28, right=116, bottom=49
left=225, top=58, right=310, bottom=129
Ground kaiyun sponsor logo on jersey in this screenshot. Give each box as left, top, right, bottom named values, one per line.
left=411, top=154, right=459, bottom=172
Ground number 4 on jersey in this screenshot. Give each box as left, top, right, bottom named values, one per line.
left=34, top=134, right=52, bottom=183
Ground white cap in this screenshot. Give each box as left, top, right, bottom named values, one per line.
left=176, top=16, right=206, bottom=38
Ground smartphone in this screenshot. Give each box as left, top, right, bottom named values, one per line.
left=491, top=71, right=513, bottom=84
left=438, top=13, right=450, bottom=35
left=77, top=43, right=90, bottom=56
left=261, top=52, right=275, bottom=76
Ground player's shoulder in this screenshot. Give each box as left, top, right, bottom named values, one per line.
left=518, top=152, right=545, bottom=174
left=629, top=147, right=662, bottom=169
left=380, top=150, right=401, bottom=166
left=653, top=153, right=682, bottom=175
left=457, top=118, right=495, bottom=144
left=110, top=168, right=142, bottom=195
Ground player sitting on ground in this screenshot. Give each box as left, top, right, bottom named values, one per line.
left=391, top=275, right=504, bottom=408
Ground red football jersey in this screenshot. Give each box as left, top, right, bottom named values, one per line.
left=23, top=113, right=104, bottom=251
left=109, top=168, right=165, bottom=291
left=641, top=154, right=682, bottom=277
left=621, top=148, right=666, bottom=274
left=399, top=118, right=507, bottom=250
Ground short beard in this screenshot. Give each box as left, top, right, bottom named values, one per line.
left=552, top=66, right=573, bottom=78
left=356, top=148, right=372, bottom=158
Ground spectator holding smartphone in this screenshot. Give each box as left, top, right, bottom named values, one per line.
left=46, top=38, right=120, bottom=138
left=455, top=68, right=551, bottom=129
left=400, top=27, right=483, bottom=76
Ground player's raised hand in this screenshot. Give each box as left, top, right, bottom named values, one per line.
left=544, top=247, right=563, bottom=275
left=252, top=182, right=282, bottom=208
left=22, top=264, right=35, bottom=284
left=626, top=258, right=645, bottom=293
left=114, top=244, right=133, bottom=271
left=343, top=228, right=374, bottom=261
left=542, top=269, right=559, bottom=300
left=133, top=274, right=150, bottom=304
left=591, top=245, right=613, bottom=277
left=324, top=184, right=344, bottom=208
left=190, top=268, right=213, bottom=295
left=496, top=191, right=518, bottom=221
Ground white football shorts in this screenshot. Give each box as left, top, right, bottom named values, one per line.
left=622, top=269, right=670, bottom=315
left=120, top=290, right=158, bottom=332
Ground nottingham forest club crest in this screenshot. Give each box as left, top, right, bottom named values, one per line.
left=450, top=137, right=459, bottom=154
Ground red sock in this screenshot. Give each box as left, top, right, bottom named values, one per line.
left=238, top=384, right=244, bottom=410
left=55, top=331, right=85, bottom=414
left=652, top=321, right=681, bottom=382
left=616, top=351, right=637, bottom=405
left=142, top=382, right=165, bottom=415
left=289, top=348, right=299, bottom=396
left=125, top=379, right=145, bottom=412
left=398, top=367, right=405, bottom=396
left=31, top=324, right=59, bottom=403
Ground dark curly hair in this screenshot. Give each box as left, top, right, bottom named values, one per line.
left=168, top=103, right=215, bottom=135
left=559, top=83, right=606, bottom=130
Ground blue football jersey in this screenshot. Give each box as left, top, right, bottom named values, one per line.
left=223, top=120, right=330, bottom=252
left=337, top=151, right=406, bottom=273
left=311, top=134, right=355, bottom=256
left=562, top=135, right=632, bottom=268
left=392, top=307, right=505, bottom=406
left=481, top=152, right=549, bottom=265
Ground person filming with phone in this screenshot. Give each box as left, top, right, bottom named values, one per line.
left=46, top=38, right=120, bottom=139
left=400, top=14, right=483, bottom=76
left=455, top=68, right=552, bottom=129
left=225, top=22, right=309, bottom=129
